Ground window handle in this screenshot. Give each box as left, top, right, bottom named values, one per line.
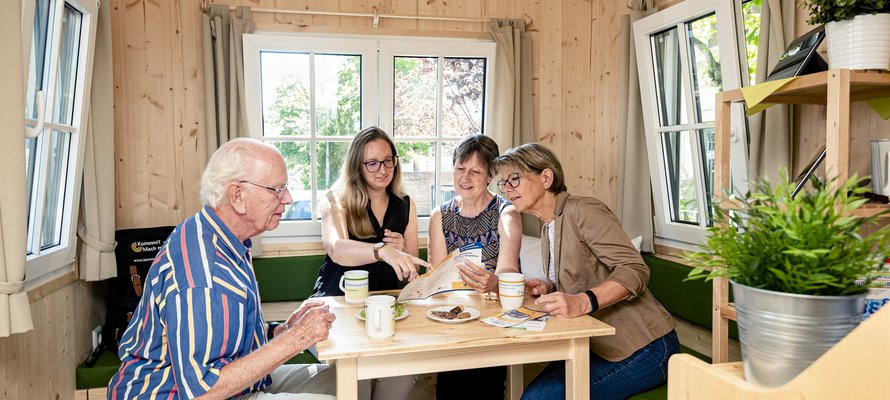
left=25, top=90, right=45, bottom=139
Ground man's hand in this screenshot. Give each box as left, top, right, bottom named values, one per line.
left=380, top=246, right=430, bottom=281
left=525, top=278, right=551, bottom=296
left=534, top=292, right=592, bottom=318
left=280, top=301, right=336, bottom=346
left=382, top=229, right=405, bottom=252
left=456, top=261, right=497, bottom=293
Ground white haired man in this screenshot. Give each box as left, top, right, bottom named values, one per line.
left=108, top=138, right=336, bottom=399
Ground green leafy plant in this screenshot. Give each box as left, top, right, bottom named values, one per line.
left=801, top=0, right=890, bottom=25
left=685, top=171, right=890, bottom=296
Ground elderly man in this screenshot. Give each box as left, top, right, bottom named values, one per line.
left=107, top=138, right=336, bottom=399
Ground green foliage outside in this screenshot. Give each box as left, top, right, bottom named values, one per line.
left=685, top=171, right=890, bottom=296
left=801, top=0, right=890, bottom=25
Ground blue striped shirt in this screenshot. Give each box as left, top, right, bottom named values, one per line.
left=108, top=206, right=270, bottom=399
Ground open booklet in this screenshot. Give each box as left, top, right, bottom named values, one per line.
left=481, top=306, right=550, bottom=331
left=397, top=243, right=482, bottom=302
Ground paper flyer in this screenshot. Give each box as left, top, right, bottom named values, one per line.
left=481, top=306, right=550, bottom=331
left=397, top=243, right=482, bottom=302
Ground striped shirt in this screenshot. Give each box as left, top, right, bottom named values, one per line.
left=107, top=206, right=270, bottom=399
left=440, top=194, right=511, bottom=272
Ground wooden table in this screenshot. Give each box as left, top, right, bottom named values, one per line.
left=301, top=291, right=614, bottom=400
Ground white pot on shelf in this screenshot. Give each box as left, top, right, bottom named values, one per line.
left=825, top=13, right=890, bottom=71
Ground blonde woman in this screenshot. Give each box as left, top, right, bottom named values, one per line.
left=311, top=126, right=428, bottom=400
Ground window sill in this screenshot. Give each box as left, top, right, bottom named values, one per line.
left=26, top=263, right=77, bottom=303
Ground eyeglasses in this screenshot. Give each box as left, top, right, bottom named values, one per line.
left=496, top=173, right=522, bottom=193
left=363, top=156, right=399, bottom=173
left=240, top=180, right=291, bottom=199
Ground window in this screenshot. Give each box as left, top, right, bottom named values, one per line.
left=22, top=0, right=98, bottom=280
left=634, top=0, right=760, bottom=246
left=243, top=34, right=495, bottom=241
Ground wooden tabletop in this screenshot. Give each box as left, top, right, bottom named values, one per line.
left=303, top=290, right=615, bottom=361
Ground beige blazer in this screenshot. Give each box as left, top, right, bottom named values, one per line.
left=541, top=192, right=675, bottom=361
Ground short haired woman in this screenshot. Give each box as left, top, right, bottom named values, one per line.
left=311, top=127, right=429, bottom=400
left=427, top=134, right=522, bottom=399
left=495, top=143, right=678, bottom=400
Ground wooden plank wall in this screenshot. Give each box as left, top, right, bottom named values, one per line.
left=111, top=0, right=633, bottom=229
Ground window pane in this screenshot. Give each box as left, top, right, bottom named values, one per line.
left=26, top=0, right=53, bottom=119
left=396, top=141, right=436, bottom=216
left=651, top=28, right=687, bottom=126
left=437, top=141, right=458, bottom=208
left=52, top=4, right=83, bottom=126
left=314, top=141, right=349, bottom=193
left=742, top=0, right=762, bottom=85
left=315, top=54, right=361, bottom=137
left=41, top=130, right=72, bottom=249
left=273, top=141, right=309, bottom=221
left=393, top=57, right=437, bottom=137
left=662, top=131, right=699, bottom=225
left=698, top=128, right=715, bottom=226
left=442, top=58, right=485, bottom=137
left=686, top=12, right=721, bottom=123
left=262, top=52, right=310, bottom=136
left=25, top=136, right=37, bottom=235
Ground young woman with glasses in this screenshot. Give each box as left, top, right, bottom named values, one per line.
left=310, top=126, right=429, bottom=400
left=495, top=143, right=678, bottom=400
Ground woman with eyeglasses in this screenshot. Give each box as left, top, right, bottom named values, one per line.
left=495, top=143, right=678, bottom=400
left=310, top=126, right=428, bottom=400
left=427, top=134, right=522, bottom=400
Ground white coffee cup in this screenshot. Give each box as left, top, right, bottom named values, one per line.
left=498, top=272, right=525, bottom=310
left=339, top=270, right=369, bottom=304
left=364, top=295, right=396, bottom=338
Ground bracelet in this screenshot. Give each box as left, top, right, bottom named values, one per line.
left=584, top=289, right=599, bottom=313
left=267, top=321, right=280, bottom=341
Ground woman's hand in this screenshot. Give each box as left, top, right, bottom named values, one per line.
left=456, top=260, right=498, bottom=293
left=525, top=279, right=551, bottom=296
left=379, top=245, right=429, bottom=281
left=382, top=229, right=405, bottom=252
left=534, top=292, right=592, bottom=318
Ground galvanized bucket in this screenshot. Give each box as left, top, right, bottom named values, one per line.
left=731, top=281, right=865, bottom=388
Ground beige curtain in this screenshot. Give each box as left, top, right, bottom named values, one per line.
left=617, top=1, right=657, bottom=252
left=748, top=0, right=795, bottom=181
left=203, top=5, right=254, bottom=155
left=488, top=19, right=537, bottom=235
left=0, top=0, right=34, bottom=337
left=78, top=0, right=117, bottom=281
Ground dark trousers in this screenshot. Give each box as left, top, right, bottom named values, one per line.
left=436, top=366, right=507, bottom=399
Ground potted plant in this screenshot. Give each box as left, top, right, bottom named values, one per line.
left=685, top=171, right=890, bottom=388
left=801, top=0, right=890, bottom=70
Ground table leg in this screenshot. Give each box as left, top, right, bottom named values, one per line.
left=565, top=337, right=590, bottom=400
left=335, top=358, right=359, bottom=400
left=507, top=364, right=524, bottom=399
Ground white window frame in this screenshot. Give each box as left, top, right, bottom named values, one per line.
left=21, top=0, right=98, bottom=283
left=634, top=0, right=750, bottom=248
left=243, top=33, right=496, bottom=245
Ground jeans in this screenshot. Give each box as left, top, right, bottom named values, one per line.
left=521, top=330, right=679, bottom=400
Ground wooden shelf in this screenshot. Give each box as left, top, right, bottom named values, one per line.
left=720, top=69, right=890, bottom=104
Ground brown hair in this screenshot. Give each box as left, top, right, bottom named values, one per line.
left=336, top=126, right=406, bottom=238
left=494, top=143, right=568, bottom=194
left=452, top=134, right=500, bottom=178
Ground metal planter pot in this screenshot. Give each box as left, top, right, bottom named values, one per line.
left=731, top=281, right=865, bottom=388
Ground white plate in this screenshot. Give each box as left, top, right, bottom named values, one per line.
left=355, top=309, right=409, bottom=321
left=426, top=306, right=480, bottom=324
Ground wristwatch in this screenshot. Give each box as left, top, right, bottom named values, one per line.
left=372, top=242, right=386, bottom=262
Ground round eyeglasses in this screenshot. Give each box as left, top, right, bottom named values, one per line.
left=363, top=156, right=399, bottom=173
left=496, top=173, right=522, bottom=193
left=240, top=180, right=291, bottom=199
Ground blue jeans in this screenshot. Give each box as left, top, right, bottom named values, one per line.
left=521, top=330, right=679, bottom=400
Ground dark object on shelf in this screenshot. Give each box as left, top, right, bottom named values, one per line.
left=792, top=145, right=826, bottom=199
left=766, top=25, right=828, bottom=82
left=863, top=191, right=890, bottom=204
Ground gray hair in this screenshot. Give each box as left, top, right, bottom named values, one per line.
left=494, top=142, right=568, bottom=194
left=452, top=134, right=500, bottom=178
left=200, top=138, right=282, bottom=208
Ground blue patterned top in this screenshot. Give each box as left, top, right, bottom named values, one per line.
left=440, top=194, right=511, bottom=272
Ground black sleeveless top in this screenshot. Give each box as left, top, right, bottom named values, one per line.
left=311, top=192, right=411, bottom=297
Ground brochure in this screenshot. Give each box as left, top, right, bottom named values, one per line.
left=481, top=306, right=550, bottom=331
left=397, top=243, right=482, bottom=302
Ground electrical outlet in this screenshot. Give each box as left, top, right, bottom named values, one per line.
left=92, top=326, right=103, bottom=351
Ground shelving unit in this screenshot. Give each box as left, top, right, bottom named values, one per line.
left=711, top=69, right=890, bottom=363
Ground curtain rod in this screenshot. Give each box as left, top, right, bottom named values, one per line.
left=200, top=1, right=497, bottom=28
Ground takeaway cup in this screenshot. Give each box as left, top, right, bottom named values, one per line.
left=498, top=272, right=525, bottom=310
left=339, top=270, right=369, bottom=304
left=364, top=295, right=396, bottom=338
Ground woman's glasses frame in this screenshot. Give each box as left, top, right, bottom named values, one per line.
left=496, top=173, right=522, bottom=193
left=363, top=156, right=399, bottom=173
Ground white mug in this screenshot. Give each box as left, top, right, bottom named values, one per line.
left=498, top=272, right=525, bottom=310
left=364, top=295, right=396, bottom=338
left=339, top=270, right=369, bottom=304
